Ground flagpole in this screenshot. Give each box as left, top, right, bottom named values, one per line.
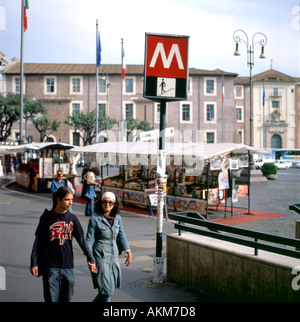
left=120, top=38, right=124, bottom=142
left=95, top=20, right=99, bottom=143
left=221, top=74, right=224, bottom=143
left=19, top=0, right=25, bottom=145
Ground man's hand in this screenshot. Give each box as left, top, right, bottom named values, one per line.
left=30, top=266, right=38, bottom=277
left=88, top=262, right=98, bottom=273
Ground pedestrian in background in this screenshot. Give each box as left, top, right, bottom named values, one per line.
left=81, top=165, right=90, bottom=197
left=51, top=170, right=75, bottom=212
left=28, top=159, right=38, bottom=192
left=86, top=191, right=132, bottom=302
left=30, top=186, right=97, bottom=302
left=83, top=167, right=100, bottom=216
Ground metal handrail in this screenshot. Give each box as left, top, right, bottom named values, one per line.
left=169, top=212, right=300, bottom=259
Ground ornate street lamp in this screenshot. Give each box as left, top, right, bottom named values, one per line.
left=233, top=29, right=267, bottom=147
left=233, top=30, right=268, bottom=200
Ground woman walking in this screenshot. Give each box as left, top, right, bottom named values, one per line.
left=86, top=192, right=132, bottom=302
left=83, top=167, right=100, bottom=216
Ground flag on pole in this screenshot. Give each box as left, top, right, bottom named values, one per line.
left=97, top=28, right=101, bottom=67
left=122, top=41, right=126, bottom=79
left=262, top=80, right=266, bottom=107
left=24, top=0, right=29, bottom=32
left=222, top=77, right=225, bottom=104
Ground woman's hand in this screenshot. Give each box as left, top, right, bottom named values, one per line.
left=124, top=251, right=132, bottom=266
left=88, top=262, right=98, bottom=273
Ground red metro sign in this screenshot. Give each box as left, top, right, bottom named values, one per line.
left=144, top=33, right=189, bottom=101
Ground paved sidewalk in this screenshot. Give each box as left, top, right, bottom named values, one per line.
left=1, top=167, right=299, bottom=303
left=0, top=176, right=204, bottom=303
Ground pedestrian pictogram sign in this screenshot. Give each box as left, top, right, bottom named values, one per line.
left=144, top=33, right=189, bottom=101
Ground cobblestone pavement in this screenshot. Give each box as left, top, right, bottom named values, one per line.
left=230, top=167, right=300, bottom=238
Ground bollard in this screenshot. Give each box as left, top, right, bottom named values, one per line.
left=295, top=221, right=300, bottom=251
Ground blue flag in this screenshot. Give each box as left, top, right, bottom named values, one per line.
left=262, top=80, right=266, bottom=107
left=97, top=30, right=101, bottom=67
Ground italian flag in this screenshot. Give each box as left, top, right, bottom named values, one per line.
left=222, top=78, right=225, bottom=104
left=24, top=0, right=29, bottom=32
left=122, top=45, right=126, bottom=79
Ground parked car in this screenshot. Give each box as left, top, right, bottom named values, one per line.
left=296, top=163, right=300, bottom=169
left=273, top=160, right=291, bottom=169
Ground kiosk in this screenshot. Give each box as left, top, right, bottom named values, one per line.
left=6, top=142, right=77, bottom=192
left=70, top=141, right=270, bottom=217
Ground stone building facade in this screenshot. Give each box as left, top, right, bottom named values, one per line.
left=2, top=61, right=299, bottom=149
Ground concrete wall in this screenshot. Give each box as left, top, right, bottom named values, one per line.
left=166, top=233, right=300, bottom=301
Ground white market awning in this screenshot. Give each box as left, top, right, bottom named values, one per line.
left=69, top=142, right=269, bottom=164
left=5, top=142, right=75, bottom=153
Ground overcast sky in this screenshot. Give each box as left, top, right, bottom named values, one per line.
left=1, top=0, right=299, bottom=77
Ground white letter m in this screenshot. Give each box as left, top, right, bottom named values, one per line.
left=150, top=43, right=184, bottom=70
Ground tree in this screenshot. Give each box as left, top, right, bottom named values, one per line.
left=32, top=116, right=61, bottom=142
left=125, top=118, right=152, bottom=141
left=64, top=110, right=117, bottom=146
left=0, top=93, right=47, bottom=142
left=0, top=94, right=20, bottom=142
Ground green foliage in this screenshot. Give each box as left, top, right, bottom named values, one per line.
left=125, top=118, right=152, bottom=141
left=64, top=110, right=117, bottom=146
left=261, top=162, right=277, bottom=176
left=0, top=93, right=47, bottom=142
left=32, top=115, right=61, bottom=142
left=0, top=94, right=20, bottom=141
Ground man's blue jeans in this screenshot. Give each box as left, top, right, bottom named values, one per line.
left=42, top=268, right=74, bottom=302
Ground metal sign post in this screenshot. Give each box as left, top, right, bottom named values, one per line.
left=144, top=33, right=189, bottom=283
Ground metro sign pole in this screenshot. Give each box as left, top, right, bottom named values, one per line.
left=144, top=33, right=189, bottom=283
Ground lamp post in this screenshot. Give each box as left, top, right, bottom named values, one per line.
left=233, top=30, right=268, bottom=204
left=233, top=29, right=267, bottom=147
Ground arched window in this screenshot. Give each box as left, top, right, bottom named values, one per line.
left=271, top=134, right=282, bottom=149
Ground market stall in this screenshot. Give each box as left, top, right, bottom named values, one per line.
left=6, top=142, right=77, bottom=192
left=69, top=142, right=269, bottom=217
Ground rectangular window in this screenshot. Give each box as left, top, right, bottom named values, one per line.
left=206, top=132, right=215, bottom=143
left=72, top=103, right=80, bottom=115
left=125, top=79, right=134, bottom=93
left=273, top=88, right=278, bottom=96
left=272, top=101, right=279, bottom=108
left=206, top=79, right=214, bottom=94
left=73, top=132, right=80, bottom=146
left=235, top=86, right=242, bottom=97
left=236, top=107, right=242, bottom=121
left=15, top=78, right=21, bottom=93
left=182, top=104, right=190, bottom=121
left=99, top=78, right=106, bottom=93
left=47, top=78, right=55, bottom=93
left=125, top=103, right=133, bottom=119
left=99, top=103, right=106, bottom=117
left=72, top=78, right=81, bottom=93
left=206, top=104, right=215, bottom=121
